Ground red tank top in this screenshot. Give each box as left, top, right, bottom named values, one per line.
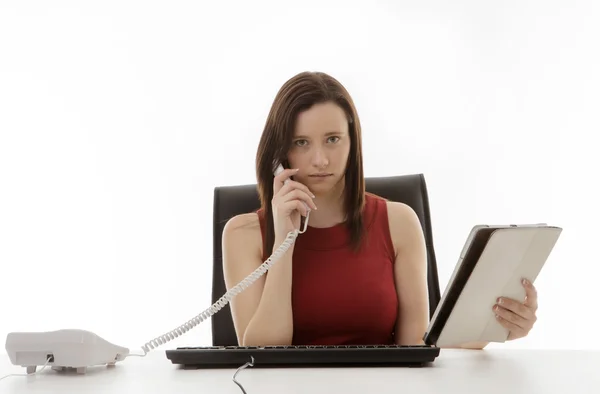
left=256, top=192, right=398, bottom=345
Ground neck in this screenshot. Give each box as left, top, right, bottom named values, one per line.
left=307, top=178, right=346, bottom=228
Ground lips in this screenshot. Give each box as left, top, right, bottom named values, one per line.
left=309, top=174, right=332, bottom=177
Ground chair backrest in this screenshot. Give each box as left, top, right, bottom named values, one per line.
left=211, top=173, right=441, bottom=346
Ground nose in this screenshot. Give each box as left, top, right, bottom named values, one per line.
left=311, top=147, right=329, bottom=169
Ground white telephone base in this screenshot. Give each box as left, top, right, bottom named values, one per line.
left=5, top=329, right=129, bottom=375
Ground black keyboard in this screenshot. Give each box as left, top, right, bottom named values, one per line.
left=165, top=344, right=440, bottom=368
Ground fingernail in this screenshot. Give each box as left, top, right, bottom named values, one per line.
left=293, top=168, right=300, bottom=172
left=522, top=278, right=529, bottom=285
left=497, top=298, right=503, bottom=304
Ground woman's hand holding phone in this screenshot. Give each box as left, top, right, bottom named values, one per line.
left=271, top=168, right=317, bottom=240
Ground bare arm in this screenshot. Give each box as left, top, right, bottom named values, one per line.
left=387, top=201, right=490, bottom=349
left=387, top=201, right=430, bottom=345
left=222, top=214, right=295, bottom=346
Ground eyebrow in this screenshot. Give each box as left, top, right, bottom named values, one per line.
left=294, top=131, right=342, bottom=139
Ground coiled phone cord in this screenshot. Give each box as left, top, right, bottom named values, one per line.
left=138, top=211, right=310, bottom=354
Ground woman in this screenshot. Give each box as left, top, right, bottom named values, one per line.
left=222, top=71, right=539, bottom=348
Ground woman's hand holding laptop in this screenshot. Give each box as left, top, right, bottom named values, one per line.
left=494, top=278, right=539, bottom=340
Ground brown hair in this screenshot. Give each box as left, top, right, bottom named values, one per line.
left=255, top=71, right=366, bottom=254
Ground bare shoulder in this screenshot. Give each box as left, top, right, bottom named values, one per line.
left=223, top=212, right=261, bottom=233
left=222, top=213, right=263, bottom=262
left=385, top=200, right=425, bottom=257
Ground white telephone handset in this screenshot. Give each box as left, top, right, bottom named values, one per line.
left=3, top=161, right=311, bottom=375
left=273, top=162, right=286, bottom=178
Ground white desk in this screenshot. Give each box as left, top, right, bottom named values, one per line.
left=1, top=348, right=598, bottom=393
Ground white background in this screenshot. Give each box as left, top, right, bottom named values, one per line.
left=1, top=0, right=598, bottom=356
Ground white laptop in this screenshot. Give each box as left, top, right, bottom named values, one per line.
left=423, top=223, right=562, bottom=348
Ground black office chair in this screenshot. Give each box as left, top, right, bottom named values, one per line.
left=211, top=173, right=442, bottom=346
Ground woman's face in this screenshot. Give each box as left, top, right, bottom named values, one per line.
left=286, top=101, right=351, bottom=195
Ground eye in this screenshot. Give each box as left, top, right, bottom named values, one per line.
left=327, top=136, right=340, bottom=143
left=294, top=139, right=308, bottom=147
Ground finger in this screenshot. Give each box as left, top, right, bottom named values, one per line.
left=287, top=200, right=309, bottom=217
left=273, top=168, right=299, bottom=194
left=278, top=180, right=316, bottom=200
left=493, top=304, right=527, bottom=330
left=495, top=314, right=526, bottom=339
left=274, top=199, right=308, bottom=218
left=496, top=297, right=534, bottom=321
left=521, top=278, right=538, bottom=310
left=281, top=189, right=317, bottom=211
